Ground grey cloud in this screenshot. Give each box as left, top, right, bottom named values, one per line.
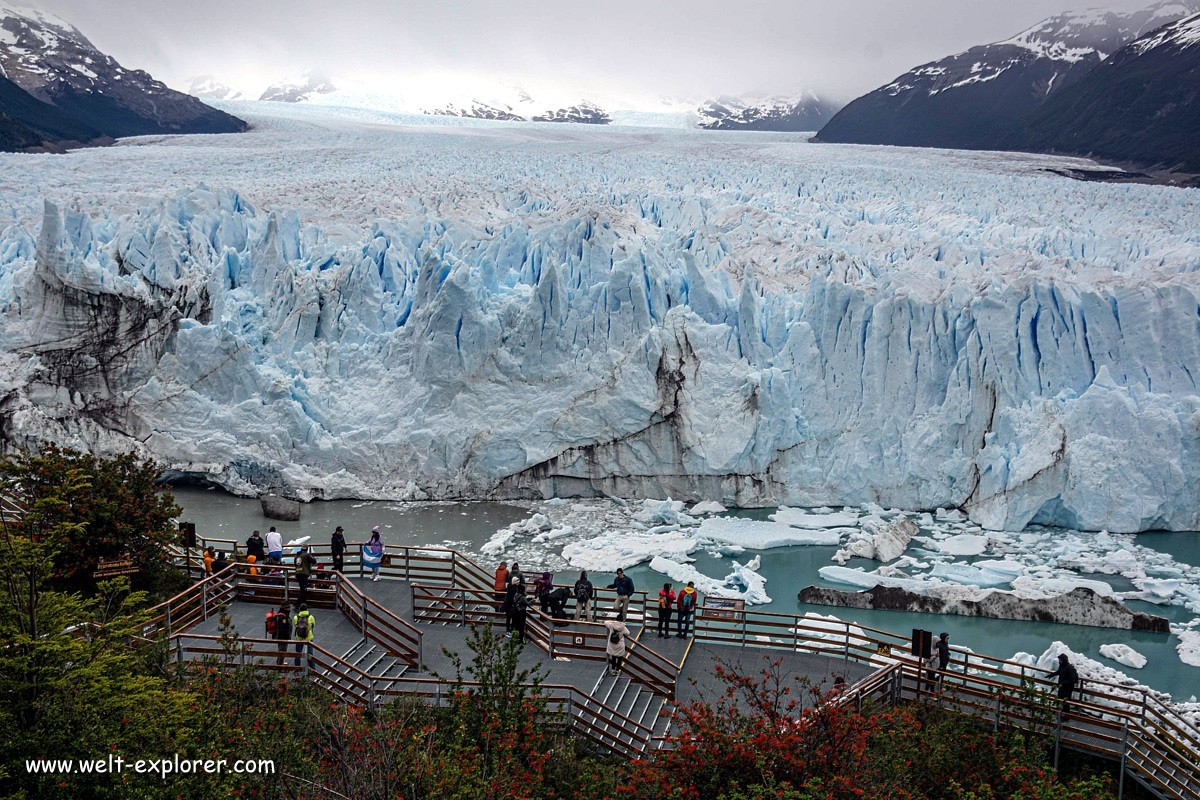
left=34, top=0, right=1162, bottom=102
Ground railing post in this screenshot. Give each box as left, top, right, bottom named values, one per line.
left=283, top=570, right=290, bottom=604
left=549, top=624, right=555, bottom=660
left=369, top=678, right=377, bottom=712
left=175, top=637, right=183, bottom=670
left=418, top=634, right=424, bottom=673
left=1118, top=719, right=1128, bottom=800
left=460, top=591, right=467, bottom=626
left=362, top=593, right=369, bottom=637
left=410, top=583, right=416, bottom=622
left=740, top=613, right=747, bottom=648
left=792, top=620, right=799, bottom=653
left=359, top=545, right=364, bottom=578
left=843, top=622, right=850, bottom=664
left=993, top=689, right=1001, bottom=731
left=1053, top=708, right=1064, bottom=769
left=201, top=582, right=208, bottom=621
left=1139, top=690, right=1147, bottom=723
left=404, top=549, right=410, bottom=581
left=166, top=605, right=173, bottom=639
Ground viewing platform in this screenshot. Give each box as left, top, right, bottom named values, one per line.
left=157, top=538, right=1200, bottom=798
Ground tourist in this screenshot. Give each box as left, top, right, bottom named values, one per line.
left=547, top=586, right=570, bottom=621
left=493, top=561, right=508, bottom=611
left=603, top=614, right=631, bottom=676
left=657, top=582, right=675, bottom=638
left=509, top=562, right=525, bottom=589
left=295, top=546, right=315, bottom=604
left=364, top=527, right=383, bottom=581
left=507, top=585, right=530, bottom=640
left=831, top=674, right=848, bottom=696
left=923, top=650, right=940, bottom=694
left=212, top=550, right=229, bottom=574
left=265, top=526, right=283, bottom=561
left=574, top=571, right=594, bottom=621
left=203, top=546, right=216, bottom=575
left=246, top=530, right=266, bottom=563
left=534, top=571, right=553, bottom=614
left=1048, top=653, right=1079, bottom=711
left=272, top=602, right=292, bottom=666
left=676, top=581, right=697, bottom=637
left=503, top=573, right=520, bottom=630
left=293, top=603, right=315, bottom=668
left=930, top=632, right=951, bottom=693
left=608, top=568, right=634, bottom=622
left=330, top=526, right=346, bottom=574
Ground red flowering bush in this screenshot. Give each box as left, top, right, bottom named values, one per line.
left=620, top=657, right=1116, bottom=800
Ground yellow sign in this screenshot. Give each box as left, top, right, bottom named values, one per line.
left=94, top=556, right=139, bottom=579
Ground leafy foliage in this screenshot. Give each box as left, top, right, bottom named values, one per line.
left=0, top=445, right=183, bottom=595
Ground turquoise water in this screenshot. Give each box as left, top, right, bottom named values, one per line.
left=172, top=487, right=1199, bottom=701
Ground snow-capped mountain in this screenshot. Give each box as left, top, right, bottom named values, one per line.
left=817, top=0, right=1200, bottom=150
left=531, top=101, right=611, bottom=124
left=0, top=0, right=246, bottom=141
left=0, top=72, right=102, bottom=151
left=259, top=71, right=337, bottom=103
left=186, top=75, right=244, bottom=101
left=1022, top=11, right=1200, bottom=171
left=424, top=100, right=525, bottom=121
left=697, top=91, right=841, bottom=131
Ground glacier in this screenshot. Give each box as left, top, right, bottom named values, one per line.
left=2, top=104, right=1200, bottom=533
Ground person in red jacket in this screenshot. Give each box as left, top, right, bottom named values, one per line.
left=657, top=583, right=676, bottom=638
left=493, top=561, right=508, bottom=611
left=676, top=581, right=697, bottom=638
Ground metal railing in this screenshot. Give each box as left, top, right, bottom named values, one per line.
left=170, top=534, right=1199, bottom=796
left=410, top=582, right=679, bottom=698
left=695, top=603, right=1200, bottom=800
left=171, top=633, right=656, bottom=756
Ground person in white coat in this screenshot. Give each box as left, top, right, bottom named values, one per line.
left=265, top=526, right=283, bottom=562
left=602, top=615, right=631, bottom=676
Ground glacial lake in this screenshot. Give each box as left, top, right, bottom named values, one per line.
left=173, top=486, right=1199, bottom=701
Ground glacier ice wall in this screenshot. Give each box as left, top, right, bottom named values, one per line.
left=2, top=118, right=1200, bottom=533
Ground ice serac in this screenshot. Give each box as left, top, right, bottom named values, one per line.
left=2, top=157, right=1200, bottom=533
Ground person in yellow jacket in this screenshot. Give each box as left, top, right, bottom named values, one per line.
left=292, top=603, right=315, bottom=667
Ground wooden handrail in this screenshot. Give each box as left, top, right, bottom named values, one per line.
left=172, top=632, right=655, bottom=755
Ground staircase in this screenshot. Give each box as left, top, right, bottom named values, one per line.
left=589, top=666, right=668, bottom=752
left=327, top=639, right=411, bottom=704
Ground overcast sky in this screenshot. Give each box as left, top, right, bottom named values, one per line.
left=35, top=0, right=1157, bottom=103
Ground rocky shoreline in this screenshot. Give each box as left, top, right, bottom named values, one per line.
left=797, top=584, right=1171, bottom=632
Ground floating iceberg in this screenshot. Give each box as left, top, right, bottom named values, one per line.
left=698, top=515, right=844, bottom=549
left=770, top=507, right=861, bottom=528
left=561, top=528, right=699, bottom=571
left=649, top=554, right=771, bottom=604
left=1099, top=643, right=1147, bottom=669
left=1179, top=631, right=1200, bottom=667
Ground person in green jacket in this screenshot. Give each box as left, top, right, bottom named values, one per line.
left=293, top=603, right=315, bottom=667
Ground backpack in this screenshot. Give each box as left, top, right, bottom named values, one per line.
left=658, top=594, right=668, bottom=608
left=294, top=614, right=310, bottom=639
left=681, top=591, right=695, bottom=609
left=609, top=629, right=622, bottom=645
left=575, top=582, right=592, bottom=602
left=265, top=610, right=278, bottom=636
